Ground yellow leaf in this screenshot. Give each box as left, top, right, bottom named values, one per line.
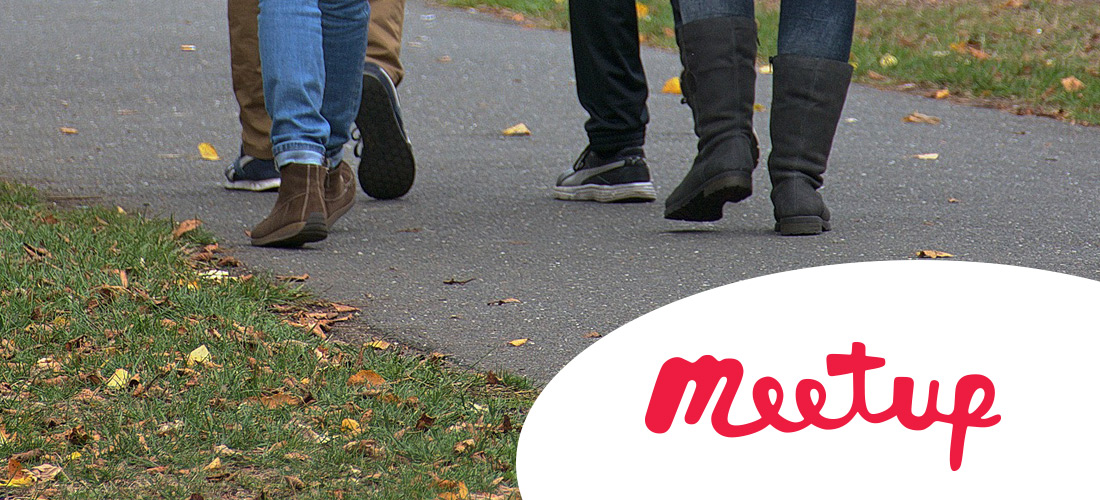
left=661, top=77, right=681, bottom=95
left=198, top=142, right=220, bottom=161
left=59, top=127, right=78, bottom=135
left=0, top=476, right=34, bottom=487
left=500, top=123, right=531, bottom=136
left=902, top=112, right=942, bottom=125
left=879, top=54, right=898, bottom=67
left=172, top=218, right=202, bottom=239
left=453, top=438, right=476, bottom=454
left=106, top=368, right=130, bottom=389
left=508, top=338, right=528, bottom=347
left=187, top=345, right=211, bottom=366
left=180, top=44, right=197, bottom=51
left=203, top=457, right=222, bottom=471
left=347, top=369, right=386, bottom=388
left=341, top=418, right=362, bottom=435
left=68, top=452, right=81, bottom=460
left=917, top=250, right=954, bottom=259
left=753, top=103, right=766, bottom=112
left=367, top=340, right=391, bottom=350
left=1061, top=76, right=1085, bottom=92
left=933, top=89, right=951, bottom=99
left=758, top=64, right=773, bottom=75
left=635, top=2, right=649, bottom=19
left=913, top=153, right=940, bottom=160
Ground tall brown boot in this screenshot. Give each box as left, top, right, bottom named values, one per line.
left=251, top=163, right=328, bottom=247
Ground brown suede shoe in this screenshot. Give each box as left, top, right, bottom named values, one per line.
left=325, top=160, right=356, bottom=227
left=251, top=163, right=328, bottom=247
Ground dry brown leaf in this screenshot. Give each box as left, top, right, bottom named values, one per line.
left=198, top=143, right=220, bottom=161
left=661, top=77, right=681, bottom=95
left=916, top=250, right=954, bottom=259
left=507, top=338, right=528, bottom=347
left=485, top=371, right=502, bottom=385
left=453, top=439, right=476, bottom=454
left=285, top=475, right=305, bottom=490
left=488, top=298, right=521, bottom=306
left=343, top=440, right=386, bottom=457
left=866, top=70, right=887, bottom=81
left=172, top=219, right=202, bottom=239
left=415, top=413, right=435, bottom=430
left=283, top=452, right=310, bottom=461
left=500, top=123, right=531, bottom=136
left=948, top=197, right=960, bottom=203
left=437, top=55, right=452, bottom=63
left=933, top=89, right=951, bottom=99
left=347, top=369, right=386, bottom=388
left=1061, top=76, right=1085, bottom=92
left=583, top=331, right=602, bottom=339
left=438, top=481, right=470, bottom=500
left=258, top=393, right=301, bottom=409
left=332, top=303, right=360, bottom=313
left=276, top=273, right=310, bottom=282
left=443, top=277, right=476, bottom=285
left=59, top=127, right=78, bottom=135
left=902, top=112, right=941, bottom=125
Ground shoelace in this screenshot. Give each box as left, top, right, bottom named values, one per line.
left=351, top=125, right=364, bottom=158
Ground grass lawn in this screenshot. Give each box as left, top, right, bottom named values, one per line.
left=0, top=182, right=530, bottom=499
left=441, top=0, right=1100, bottom=124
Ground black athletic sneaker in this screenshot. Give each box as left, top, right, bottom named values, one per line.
left=553, top=146, right=657, bottom=202
left=354, top=62, right=415, bottom=200
left=224, top=154, right=280, bottom=192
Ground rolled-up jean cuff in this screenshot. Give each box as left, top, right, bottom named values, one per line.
left=325, top=148, right=345, bottom=170
left=273, top=142, right=326, bottom=169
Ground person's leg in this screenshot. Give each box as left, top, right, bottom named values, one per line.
left=663, top=0, right=757, bottom=221
left=767, top=0, right=855, bottom=235
left=225, top=0, right=280, bottom=191
left=553, top=0, right=655, bottom=203
left=355, top=0, right=415, bottom=200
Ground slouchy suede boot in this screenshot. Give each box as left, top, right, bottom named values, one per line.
left=324, top=160, right=357, bottom=227
left=767, top=54, right=852, bottom=235
left=251, top=163, right=328, bottom=247
left=664, top=16, right=759, bottom=222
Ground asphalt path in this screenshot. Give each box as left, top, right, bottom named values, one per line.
left=3, top=0, right=1098, bottom=383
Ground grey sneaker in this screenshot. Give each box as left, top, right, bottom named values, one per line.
left=553, top=146, right=657, bottom=202
left=224, top=154, right=280, bottom=192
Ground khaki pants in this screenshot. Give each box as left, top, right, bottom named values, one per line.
left=228, top=0, right=406, bottom=160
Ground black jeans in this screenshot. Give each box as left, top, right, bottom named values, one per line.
left=569, top=0, right=649, bottom=153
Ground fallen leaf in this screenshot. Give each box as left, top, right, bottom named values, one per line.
left=156, top=420, right=184, bottom=436
left=187, top=345, right=211, bottom=366
left=180, top=44, right=197, bottom=51
left=341, top=418, right=362, bottom=435
left=1061, top=76, right=1085, bottom=92
left=453, top=439, right=476, bottom=454
left=437, top=55, right=452, bottom=63
left=902, top=112, right=941, bottom=125
left=347, top=369, right=386, bottom=388
left=415, top=413, right=435, bottom=430
left=276, top=273, right=310, bottom=282
left=213, top=445, right=238, bottom=456
left=106, top=368, right=130, bottom=389
left=203, top=457, right=222, bottom=471
left=283, top=452, right=310, bottom=461
left=508, top=338, right=528, bottom=347
left=438, top=481, right=470, bottom=500
left=60, top=127, right=78, bottom=135
left=635, top=1, right=649, bottom=18
left=913, top=153, right=940, bottom=160
left=500, top=123, right=531, bottom=136
left=916, top=250, right=954, bottom=259
left=486, top=371, right=502, bottom=385
left=878, top=53, right=898, bottom=67
left=258, top=393, right=301, bottom=409
left=932, top=89, right=951, bottom=99
left=332, top=303, right=360, bottom=313
left=343, top=440, right=386, bottom=457
left=35, top=357, right=63, bottom=372
left=967, top=46, right=991, bottom=60
left=753, top=103, right=766, bottom=112
left=443, top=277, right=476, bottom=285
left=866, top=70, right=887, bottom=80
left=661, top=77, right=681, bottom=95
left=172, top=219, right=202, bottom=239
left=583, top=331, right=602, bottom=339
left=488, top=298, right=521, bottom=306
left=198, top=143, right=220, bottom=161
left=758, top=64, right=772, bottom=74
left=948, top=197, right=960, bottom=203
left=367, top=340, right=391, bottom=350
left=285, top=475, right=305, bottom=490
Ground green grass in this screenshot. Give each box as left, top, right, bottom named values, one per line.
left=441, top=0, right=1100, bottom=124
left=0, top=182, right=530, bottom=499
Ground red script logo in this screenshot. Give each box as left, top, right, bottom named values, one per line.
left=645, top=342, right=1000, bottom=471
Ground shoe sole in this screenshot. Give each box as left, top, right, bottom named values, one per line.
left=224, top=178, right=281, bottom=192
left=251, top=213, right=328, bottom=248
left=776, top=216, right=831, bottom=236
left=664, top=171, right=752, bottom=222
left=357, top=72, right=415, bottom=200
left=553, top=182, right=657, bottom=203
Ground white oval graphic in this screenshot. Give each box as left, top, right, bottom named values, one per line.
left=517, top=261, right=1100, bottom=499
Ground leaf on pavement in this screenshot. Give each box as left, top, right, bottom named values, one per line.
left=661, top=77, right=681, bottom=95
left=932, top=89, right=950, bottom=99
left=172, top=219, right=202, bottom=239
left=276, top=273, right=310, bottom=282
left=198, top=143, right=220, bottom=161
left=500, top=123, right=531, bottom=136
left=916, top=250, right=954, bottom=259
left=347, top=369, right=386, bottom=388
left=912, top=153, right=940, bottom=160
left=902, top=111, right=941, bottom=124
left=758, top=64, right=772, bottom=74
left=60, top=127, right=78, bottom=135
left=508, top=338, right=528, bottom=347
left=583, top=331, right=602, bottom=339
left=488, top=298, right=520, bottom=306
left=180, top=44, right=197, bottom=51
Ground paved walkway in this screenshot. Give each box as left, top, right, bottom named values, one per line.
left=3, top=0, right=1098, bottom=382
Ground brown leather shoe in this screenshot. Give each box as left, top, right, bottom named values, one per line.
left=251, top=163, right=328, bottom=247
left=325, top=160, right=356, bottom=227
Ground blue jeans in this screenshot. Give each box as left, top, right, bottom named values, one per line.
left=671, top=0, right=855, bottom=62
left=258, top=0, right=369, bottom=169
